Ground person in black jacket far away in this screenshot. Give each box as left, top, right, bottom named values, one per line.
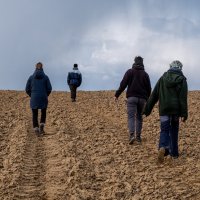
left=115, top=56, right=151, bottom=144
left=67, top=64, right=82, bottom=102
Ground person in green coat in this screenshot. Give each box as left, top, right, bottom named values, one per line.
left=143, top=60, right=188, bottom=163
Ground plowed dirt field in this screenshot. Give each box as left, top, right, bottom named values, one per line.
left=0, top=90, right=199, bottom=200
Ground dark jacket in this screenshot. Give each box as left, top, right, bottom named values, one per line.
left=25, top=69, right=52, bottom=109
left=115, top=64, right=151, bottom=100
left=67, top=68, right=82, bottom=87
left=143, top=68, right=188, bottom=118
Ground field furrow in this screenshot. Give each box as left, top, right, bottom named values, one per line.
left=0, top=90, right=199, bottom=200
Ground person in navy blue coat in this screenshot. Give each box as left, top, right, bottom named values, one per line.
left=25, top=62, right=52, bottom=135
left=67, top=63, right=82, bottom=102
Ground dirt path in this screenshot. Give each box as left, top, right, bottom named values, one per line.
left=13, top=129, right=46, bottom=199
left=0, top=92, right=45, bottom=199
left=0, top=91, right=199, bottom=199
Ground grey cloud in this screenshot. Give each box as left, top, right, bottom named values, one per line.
left=142, top=17, right=200, bottom=38
left=0, top=0, right=199, bottom=91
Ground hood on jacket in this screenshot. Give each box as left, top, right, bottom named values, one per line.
left=33, top=69, right=45, bottom=79
left=71, top=68, right=81, bottom=74
left=132, top=63, right=144, bottom=70
left=163, top=69, right=185, bottom=88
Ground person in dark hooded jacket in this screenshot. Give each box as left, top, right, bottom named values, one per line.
left=115, top=56, right=151, bottom=144
left=25, top=62, right=52, bottom=135
left=143, top=60, right=188, bottom=163
left=67, top=63, right=82, bottom=102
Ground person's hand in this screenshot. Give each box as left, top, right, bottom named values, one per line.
left=181, top=117, right=187, bottom=122
left=142, top=111, right=150, bottom=117
left=114, top=97, right=118, bottom=102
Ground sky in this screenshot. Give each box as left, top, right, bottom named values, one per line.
left=0, top=0, right=200, bottom=91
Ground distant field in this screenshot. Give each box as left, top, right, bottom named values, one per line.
left=0, top=90, right=199, bottom=199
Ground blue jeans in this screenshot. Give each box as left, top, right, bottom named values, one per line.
left=127, top=97, right=146, bottom=137
left=159, top=115, right=179, bottom=157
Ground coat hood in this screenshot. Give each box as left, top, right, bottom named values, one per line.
left=132, top=63, right=144, bottom=70
left=33, top=69, right=45, bottom=79
left=71, top=68, right=81, bottom=74
left=163, top=69, right=185, bottom=88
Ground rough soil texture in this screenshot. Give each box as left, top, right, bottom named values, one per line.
left=0, top=90, right=199, bottom=200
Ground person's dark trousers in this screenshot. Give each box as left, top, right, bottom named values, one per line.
left=127, top=97, right=146, bottom=138
left=159, top=115, right=179, bottom=157
left=69, top=85, right=77, bottom=101
left=32, top=108, right=47, bottom=128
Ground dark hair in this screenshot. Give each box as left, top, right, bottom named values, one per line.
left=36, top=62, right=43, bottom=69
left=74, top=63, right=78, bottom=68
left=134, top=56, right=143, bottom=64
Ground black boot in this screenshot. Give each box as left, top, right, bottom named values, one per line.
left=136, top=133, right=142, bottom=143
left=39, top=123, right=45, bottom=134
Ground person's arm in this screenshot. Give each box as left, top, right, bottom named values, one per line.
left=67, top=73, right=71, bottom=85
left=115, top=70, right=130, bottom=98
left=179, top=78, right=188, bottom=121
left=146, top=73, right=152, bottom=98
left=79, top=73, right=82, bottom=85
left=143, top=78, right=160, bottom=116
left=77, top=73, right=82, bottom=87
left=46, top=77, right=52, bottom=96
left=25, top=76, right=32, bottom=97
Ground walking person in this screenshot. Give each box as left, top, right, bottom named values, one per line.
left=25, top=62, right=52, bottom=135
left=67, top=63, right=82, bottom=102
left=143, top=60, right=188, bottom=163
left=115, top=56, right=151, bottom=144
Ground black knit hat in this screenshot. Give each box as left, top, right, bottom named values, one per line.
left=134, top=56, right=143, bottom=64
left=73, top=63, right=78, bottom=68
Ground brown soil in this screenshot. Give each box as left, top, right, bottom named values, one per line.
left=0, top=90, right=199, bottom=200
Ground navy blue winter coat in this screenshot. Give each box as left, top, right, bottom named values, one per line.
left=67, top=69, right=82, bottom=87
left=25, top=69, right=52, bottom=109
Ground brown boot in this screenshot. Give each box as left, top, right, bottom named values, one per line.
left=158, top=147, right=165, bottom=163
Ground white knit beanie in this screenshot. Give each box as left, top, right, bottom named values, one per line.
left=169, top=60, right=183, bottom=70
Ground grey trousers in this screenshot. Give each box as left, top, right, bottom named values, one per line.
left=127, top=97, right=146, bottom=137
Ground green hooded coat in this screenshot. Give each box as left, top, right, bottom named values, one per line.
left=144, top=69, right=188, bottom=119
